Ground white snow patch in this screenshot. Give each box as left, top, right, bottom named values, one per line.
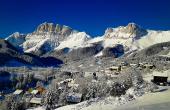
left=24, top=38, right=49, bottom=53
left=134, top=30, right=170, bottom=49
left=55, top=32, right=91, bottom=50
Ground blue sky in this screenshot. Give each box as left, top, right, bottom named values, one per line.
left=0, top=0, right=170, bottom=37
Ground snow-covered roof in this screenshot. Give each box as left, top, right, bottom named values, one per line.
left=159, top=55, right=170, bottom=58
left=13, top=89, right=23, bottom=95
left=84, top=72, right=94, bottom=77
left=130, top=63, right=138, bottom=66
left=143, top=64, right=154, bottom=67
left=68, top=83, right=79, bottom=88
left=58, top=78, right=74, bottom=86
left=66, top=93, right=82, bottom=103
left=108, top=66, right=120, bottom=70
left=30, top=97, right=42, bottom=104
left=84, top=72, right=93, bottom=74
left=110, top=66, right=119, bottom=68
left=67, top=93, right=82, bottom=97
left=65, top=78, right=74, bottom=82
left=153, top=71, right=168, bottom=77
left=31, top=90, right=39, bottom=95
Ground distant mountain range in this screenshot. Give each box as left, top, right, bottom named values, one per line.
left=1, top=22, right=170, bottom=66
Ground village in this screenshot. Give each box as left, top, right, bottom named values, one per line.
left=0, top=58, right=169, bottom=110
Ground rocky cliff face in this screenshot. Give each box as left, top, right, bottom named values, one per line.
left=35, top=22, right=74, bottom=36
left=18, top=22, right=79, bottom=55
left=104, top=23, right=147, bottom=39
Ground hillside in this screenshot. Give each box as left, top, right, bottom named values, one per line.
left=0, top=39, right=63, bottom=67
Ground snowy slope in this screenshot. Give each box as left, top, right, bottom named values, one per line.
left=100, top=23, right=170, bottom=53
left=5, top=32, right=26, bottom=48
left=23, top=32, right=60, bottom=53
left=134, top=30, right=170, bottom=49
left=55, top=32, right=91, bottom=50
left=24, top=38, right=49, bottom=53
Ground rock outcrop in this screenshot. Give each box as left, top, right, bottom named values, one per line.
left=104, top=23, right=147, bottom=39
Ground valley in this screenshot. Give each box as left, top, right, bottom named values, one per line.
left=0, top=22, right=170, bottom=110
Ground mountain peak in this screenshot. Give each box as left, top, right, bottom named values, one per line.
left=5, top=32, right=26, bottom=48
left=125, top=23, right=145, bottom=34
left=35, top=22, right=75, bottom=36
left=36, top=22, right=56, bottom=33
left=104, top=23, right=147, bottom=39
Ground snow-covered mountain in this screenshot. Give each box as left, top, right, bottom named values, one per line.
left=0, top=39, right=63, bottom=67
left=5, top=32, right=26, bottom=49
left=5, top=22, right=170, bottom=58
left=6, top=22, right=87, bottom=55
left=87, top=23, right=170, bottom=57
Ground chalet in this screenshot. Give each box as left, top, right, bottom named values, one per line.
left=121, top=61, right=128, bottom=66
left=84, top=72, right=98, bottom=79
left=65, top=78, right=74, bottom=83
left=84, top=72, right=94, bottom=77
left=152, top=72, right=168, bottom=85
left=143, top=64, right=155, bottom=69
left=68, top=83, right=79, bottom=89
left=56, top=78, right=75, bottom=89
left=66, top=93, right=82, bottom=103
left=31, top=90, right=39, bottom=95
left=106, top=72, right=120, bottom=78
left=139, top=62, right=144, bottom=66
left=100, top=69, right=104, bottom=72
left=130, top=63, right=138, bottom=67
left=13, top=89, right=24, bottom=100
left=105, top=66, right=121, bottom=77
left=108, top=66, right=121, bottom=72
left=13, top=89, right=23, bottom=95
left=78, top=64, right=83, bottom=68
left=30, top=97, right=42, bottom=106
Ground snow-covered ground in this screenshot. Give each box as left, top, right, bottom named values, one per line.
left=30, top=70, right=170, bottom=110
left=134, top=30, right=170, bottom=49
left=117, top=86, right=170, bottom=110
left=54, top=87, right=170, bottom=110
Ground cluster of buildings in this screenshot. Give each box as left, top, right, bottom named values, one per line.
left=12, top=86, right=46, bottom=106
left=130, top=62, right=155, bottom=69
left=56, top=78, right=82, bottom=103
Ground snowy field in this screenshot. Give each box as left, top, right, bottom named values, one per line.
left=117, top=86, right=170, bottom=110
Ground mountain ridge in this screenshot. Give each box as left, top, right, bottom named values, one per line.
left=5, top=22, right=170, bottom=60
